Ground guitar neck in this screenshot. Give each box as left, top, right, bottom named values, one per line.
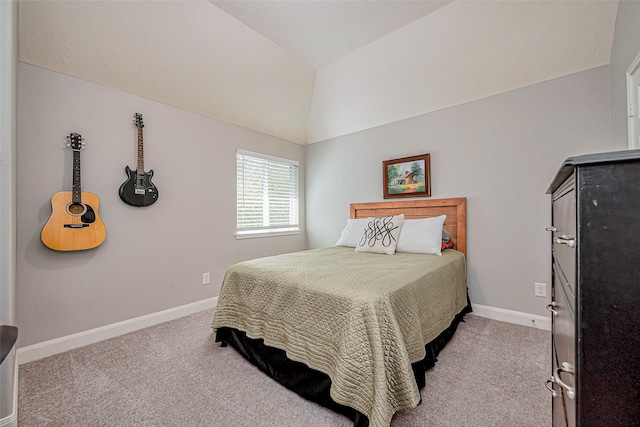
left=72, top=149, right=82, bottom=203
left=137, top=127, right=144, bottom=174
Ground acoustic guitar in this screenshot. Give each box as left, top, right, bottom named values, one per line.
left=40, top=133, right=107, bottom=251
left=118, top=113, right=158, bottom=207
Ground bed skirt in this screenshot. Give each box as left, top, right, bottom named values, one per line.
left=215, top=301, right=472, bottom=427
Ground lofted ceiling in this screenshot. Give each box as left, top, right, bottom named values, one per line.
left=18, top=1, right=619, bottom=145
left=210, top=0, right=452, bottom=68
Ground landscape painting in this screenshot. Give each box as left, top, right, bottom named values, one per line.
left=383, top=153, right=431, bottom=199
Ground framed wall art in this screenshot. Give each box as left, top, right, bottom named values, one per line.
left=383, top=153, right=431, bottom=199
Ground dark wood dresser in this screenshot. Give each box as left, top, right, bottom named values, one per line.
left=546, top=150, right=640, bottom=427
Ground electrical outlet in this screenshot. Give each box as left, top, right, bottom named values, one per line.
left=534, top=282, right=547, bottom=297
left=202, top=272, right=211, bottom=285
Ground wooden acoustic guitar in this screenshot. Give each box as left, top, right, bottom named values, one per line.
left=118, top=113, right=158, bottom=207
left=41, top=133, right=107, bottom=251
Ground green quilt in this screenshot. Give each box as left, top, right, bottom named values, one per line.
left=211, top=246, right=467, bottom=427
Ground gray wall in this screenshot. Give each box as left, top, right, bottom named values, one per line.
left=16, top=63, right=306, bottom=347
left=306, top=66, right=612, bottom=317
left=609, top=1, right=640, bottom=148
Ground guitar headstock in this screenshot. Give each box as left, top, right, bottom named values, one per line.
left=134, top=113, right=144, bottom=129
left=66, top=133, right=84, bottom=151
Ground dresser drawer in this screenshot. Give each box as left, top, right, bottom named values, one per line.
left=552, top=181, right=576, bottom=302
left=551, top=344, right=569, bottom=427
left=553, top=258, right=575, bottom=311
left=551, top=279, right=576, bottom=427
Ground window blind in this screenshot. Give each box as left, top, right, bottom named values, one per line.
left=236, top=149, right=299, bottom=237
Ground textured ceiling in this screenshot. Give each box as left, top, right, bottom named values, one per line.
left=18, top=0, right=317, bottom=144
left=306, top=0, right=619, bottom=143
left=18, top=1, right=619, bottom=145
left=210, top=0, right=452, bottom=68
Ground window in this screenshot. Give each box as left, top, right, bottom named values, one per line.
left=236, top=149, right=299, bottom=238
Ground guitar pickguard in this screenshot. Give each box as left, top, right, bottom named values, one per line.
left=81, top=204, right=96, bottom=223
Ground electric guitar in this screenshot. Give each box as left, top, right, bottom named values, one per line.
left=118, top=113, right=158, bottom=207
left=41, top=133, right=107, bottom=251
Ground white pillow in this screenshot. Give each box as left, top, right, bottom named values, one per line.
left=395, top=215, right=447, bottom=255
left=355, top=214, right=405, bottom=255
left=335, top=218, right=370, bottom=247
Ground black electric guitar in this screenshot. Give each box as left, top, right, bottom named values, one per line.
left=118, top=113, right=158, bottom=207
left=41, top=133, right=107, bottom=251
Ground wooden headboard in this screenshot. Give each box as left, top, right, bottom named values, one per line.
left=350, top=198, right=467, bottom=256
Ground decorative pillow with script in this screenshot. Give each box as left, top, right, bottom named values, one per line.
left=355, top=214, right=405, bottom=255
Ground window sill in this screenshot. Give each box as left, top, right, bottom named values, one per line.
left=235, top=229, right=301, bottom=240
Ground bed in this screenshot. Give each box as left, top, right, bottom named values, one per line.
left=211, top=198, right=470, bottom=427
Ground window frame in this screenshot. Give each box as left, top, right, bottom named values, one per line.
left=627, top=50, right=640, bottom=149
left=235, top=149, right=300, bottom=239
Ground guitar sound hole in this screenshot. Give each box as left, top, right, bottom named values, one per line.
left=67, top=203, right=86, bottom=216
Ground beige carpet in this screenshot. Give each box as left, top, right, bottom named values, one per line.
left=18, top=310, right=551, bottom=426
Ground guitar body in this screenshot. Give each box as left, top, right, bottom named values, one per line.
left=41, top=191, right=107, bottom=251
left=118, top=166, right=159, bottom=207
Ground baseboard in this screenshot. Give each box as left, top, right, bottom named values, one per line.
left=17, top=297, right=218, bottom=365
left=470, top=303, right=551, bottom=331
left=16, top=298, right=547, bottom=364
left=0, top=351, right=18, bottom=427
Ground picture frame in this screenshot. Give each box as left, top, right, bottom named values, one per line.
left=383, top=153, right=431, bottom=199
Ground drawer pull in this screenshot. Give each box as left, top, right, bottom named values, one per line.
left=546, top=302, right=558, bottom=316
left=545, top=226, right=557, bottom=232
left=553, top=362, right=576, bottom=400
left=545, top=377, right=558, bottom=398
left=554, top=237, right=576, bottom=248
